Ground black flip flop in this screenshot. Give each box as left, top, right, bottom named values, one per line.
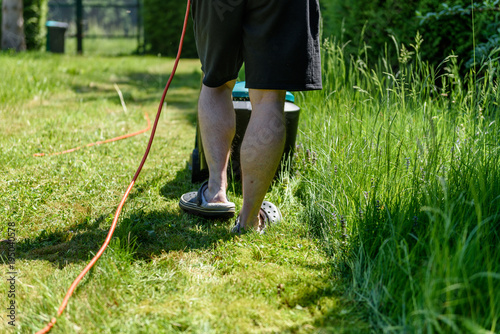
left=179, top=181, right=236, bottom=219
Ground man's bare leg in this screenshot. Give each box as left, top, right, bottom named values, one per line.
left=238, top=89, right=286, bottom=230
left=197, top=80, right=236, bottom=204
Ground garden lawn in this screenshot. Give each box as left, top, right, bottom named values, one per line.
left=0, top=52, right=368, bottom=333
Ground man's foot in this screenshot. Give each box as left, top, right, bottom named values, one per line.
left=231, top=201, right=282, bottom=234
left=179, top=181, right=235, bottom=219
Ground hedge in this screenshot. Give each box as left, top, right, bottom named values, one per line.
left=24, top=0, right=48, bottom=50
left=143, top=0, right=197, bottom=58
left=320, top=0, right=491, bottom=70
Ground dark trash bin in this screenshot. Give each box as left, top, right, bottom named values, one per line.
left=46, top=21, right=69, bottom=53
left=190, top=81, right=300, bottom=183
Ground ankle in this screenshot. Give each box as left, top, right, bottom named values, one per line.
left=203, top=184, right=228, bottom=204
left=238, top=213, right=260, bottom=229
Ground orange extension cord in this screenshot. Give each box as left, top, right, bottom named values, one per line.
left=36, top=1, right=191, bottom=332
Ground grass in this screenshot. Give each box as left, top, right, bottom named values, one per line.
left=64, top=37, right=141, bottom=56
left=2, top=34, right=498, bottom=333
left=0, top=51, right=367, bottom=333
left=295, top=36, right=500, bottom=333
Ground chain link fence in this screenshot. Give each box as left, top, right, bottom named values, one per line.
left=47, top=0, right=143, bottom=54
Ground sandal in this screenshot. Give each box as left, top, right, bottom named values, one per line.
left=179, top=181, right=235, bottom=219
left=231, top=201, right=282, bottom=234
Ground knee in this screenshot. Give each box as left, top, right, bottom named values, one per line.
left=248, top=89, right=286, bottom=105
left=202, top=79, right=236, bottom=95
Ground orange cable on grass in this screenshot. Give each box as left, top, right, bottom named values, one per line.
left=33, top=112, right=151, bottom=157
left=35, top=1, right=191, bottom=333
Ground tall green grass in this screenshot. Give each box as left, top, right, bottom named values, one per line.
left=297, top=35, right=500, bottom=333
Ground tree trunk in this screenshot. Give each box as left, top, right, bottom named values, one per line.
left=1, top=0, right=26, bottom=51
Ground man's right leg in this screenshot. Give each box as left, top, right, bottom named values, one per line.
left=237, top=89, right=286, bottom=230
left=197, top=80, right=236, bottom=204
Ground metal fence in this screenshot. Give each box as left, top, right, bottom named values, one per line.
left=47, top=0, right=143, bottom=54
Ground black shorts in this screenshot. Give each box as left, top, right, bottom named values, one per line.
left=191, top=0, right=322, bottom=91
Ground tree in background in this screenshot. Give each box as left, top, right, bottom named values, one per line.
left=1, top=0, right=26, bottom=51
left=1, top=0, right=47, bottom=51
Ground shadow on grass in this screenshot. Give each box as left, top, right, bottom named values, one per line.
left=13, top=207, right=234, bottom=268
left=121, top=70, right=201, bottom=94
left=127, top=160, right=199, bottom=203
left=159, top=164, right=197, bottom=200
left=13, top=164, right=233, bottom=267
left=278, top=273, right=370, bottom=333
left=11, top=139, right=220, bottom=267
left=70, top=70, right=201, bottom=108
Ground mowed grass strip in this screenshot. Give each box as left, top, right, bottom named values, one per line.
left=0, top=53, right=367, bottom=333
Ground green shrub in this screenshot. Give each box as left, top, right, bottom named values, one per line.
left=320, top=0, right=420, bottom=66
left=418, top=1, right=500, bottom=68
left=320, top=0, right=496, bottom=72
left=0, top=0, right=2, bottom=45
left=143, top=0, right=197, bottom=58
left=24, top=0, right=48, bottom=50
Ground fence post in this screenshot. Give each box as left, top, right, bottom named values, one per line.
left=76, top=0, right=83, bottom=54
left=137, top=0, right=143, bottom=54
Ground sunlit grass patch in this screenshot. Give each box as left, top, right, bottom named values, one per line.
left=0, top=52, right=365, bottom=333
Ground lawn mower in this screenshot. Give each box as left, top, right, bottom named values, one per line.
left=190, top=81, right=300, bottom=183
